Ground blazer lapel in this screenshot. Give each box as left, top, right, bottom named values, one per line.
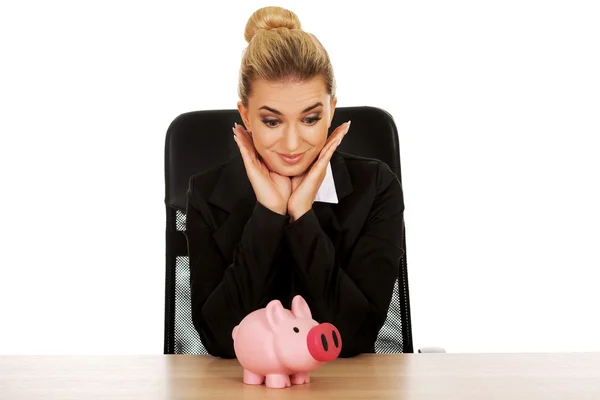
left=207, top=156, right=256, bottom=264
left=207, top=155, right=253, bottom=214
left=312, top=151, right=354, bottom=252
left=329, top=151, right=353, bottom=201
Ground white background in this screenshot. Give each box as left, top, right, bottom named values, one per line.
left=1, top=0, right=598, bottom=354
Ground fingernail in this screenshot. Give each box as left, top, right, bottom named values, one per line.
left=345, top=120, right=351, bottom=133
left=234, top=122, right=238, bottom=127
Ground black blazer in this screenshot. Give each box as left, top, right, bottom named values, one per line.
left=184, top=150, right=405, bottom=358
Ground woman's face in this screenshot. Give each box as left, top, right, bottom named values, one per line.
left=238, top=76, right=337, bottom=177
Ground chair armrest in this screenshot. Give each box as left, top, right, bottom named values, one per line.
left=418, top=347, right=447, bottom=353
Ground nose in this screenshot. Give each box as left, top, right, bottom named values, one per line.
left=307, top=323, right=342, bottom=362
left=282, top=125, right=300, bottom=152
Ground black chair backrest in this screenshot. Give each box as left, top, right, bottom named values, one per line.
left=164, top=106, right=413, bottom=354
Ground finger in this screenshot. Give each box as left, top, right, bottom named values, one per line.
left=234, top=135, right=266, bottom=190
left=233, top=132, right=254, bottom=165
left=325, top=120, right=351, bottom=146
left=233, top=125, right=256, bottom=162
left=233, top=123, right=249, bottom=146
left=235, top=123, right=254, bottom=146
left=320, top=136, right=340, bottom=159
left=301, top=162, right=328, bottom=190
left=233, top=126, right=259, bottom=170
left=331, top=119, right=350, bottom=142
left=317, top=135, right=342, bottom=167
left=318, top=126, right=346, bottom=162
left=233, top=125, right=247, bottom=152
left=319, top=121, right=349, bottom=159
left=303, top=137, right=342, bottom=189
left=319, top=132, right=341, bottom=160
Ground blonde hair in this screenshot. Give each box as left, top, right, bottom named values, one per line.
left=238, top=6, right=336, bottom=107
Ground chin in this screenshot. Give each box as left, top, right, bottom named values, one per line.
left=272, top=163, right=307, bottom=177
left=264, top=154, right=313, bottom=177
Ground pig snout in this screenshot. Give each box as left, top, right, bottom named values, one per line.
left=306, top=323, right=342, bottom=362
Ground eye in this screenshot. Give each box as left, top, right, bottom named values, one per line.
left=293, top=327, right=299, bottom=333
left=261, top=118, right=280, bottom=128
left=304, top=116, right=322, bottom=125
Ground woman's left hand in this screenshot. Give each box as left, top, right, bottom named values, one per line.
left=288, top=121, right=351, bottom=221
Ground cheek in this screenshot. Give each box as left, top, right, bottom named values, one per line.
left=294, top=128, right=328, bottom=163
left=307, top=125, right=328, bottom=146
left=307, top=136, right=328, bottom=160
left=250, top=130, right=277, bottom=154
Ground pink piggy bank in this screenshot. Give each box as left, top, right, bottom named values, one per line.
left=231, top=295, right=342, bottom=388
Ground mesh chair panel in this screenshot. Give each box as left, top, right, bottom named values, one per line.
left=174, top=255, right=207, bottom=354
left=374, top=278, right=404, bottom=353
left=173, top=210, right=207, bottom=354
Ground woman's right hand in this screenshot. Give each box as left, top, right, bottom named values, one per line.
left=233, top=123, right=291, bottom=215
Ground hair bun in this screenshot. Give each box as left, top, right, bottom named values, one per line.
left=244, top=6, right=302, bottom=43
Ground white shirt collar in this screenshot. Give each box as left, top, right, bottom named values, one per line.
left=314, top=162, right=338, bottom=204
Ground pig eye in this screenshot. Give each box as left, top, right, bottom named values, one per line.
left=293, top=327, right=299, bottom=333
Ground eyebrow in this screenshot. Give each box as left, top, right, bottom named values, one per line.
left=258, top=102, right=323, bottom=116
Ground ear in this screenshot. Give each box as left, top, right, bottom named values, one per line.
left=237, top=101, right=251, bottom=131
left=266, top=300, right=291, bottom=329
left=291, top=295, right=312, bottom=319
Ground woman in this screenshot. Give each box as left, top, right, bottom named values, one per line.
left=185, top=6, right=405, bottom=358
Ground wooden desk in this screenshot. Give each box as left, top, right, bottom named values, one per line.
left=1, top=353, right=599, bottom=399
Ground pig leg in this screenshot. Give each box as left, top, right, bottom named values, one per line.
left=243, top=369, right=265, bottom=385
left=265, top=374, right=291, bottom=389
left=291, top=372, right=310, bottom=385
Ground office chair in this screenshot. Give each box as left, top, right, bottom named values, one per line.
left=164, top=106, right=414, bottom=355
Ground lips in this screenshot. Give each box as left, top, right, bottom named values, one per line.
left=277, top=152, right=305, bottom=165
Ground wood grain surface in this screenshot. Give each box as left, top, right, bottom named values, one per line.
left=1, top=353, right=599, bottom=399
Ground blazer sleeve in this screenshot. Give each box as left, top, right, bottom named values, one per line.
left=283, top=163, right=405, bottom=357
left=184, top=177, right=289, bottom=358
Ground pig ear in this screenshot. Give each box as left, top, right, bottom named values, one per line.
left=291, top=295, right=312, bottom=319
left=266, top=300, right=290, bottom=329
